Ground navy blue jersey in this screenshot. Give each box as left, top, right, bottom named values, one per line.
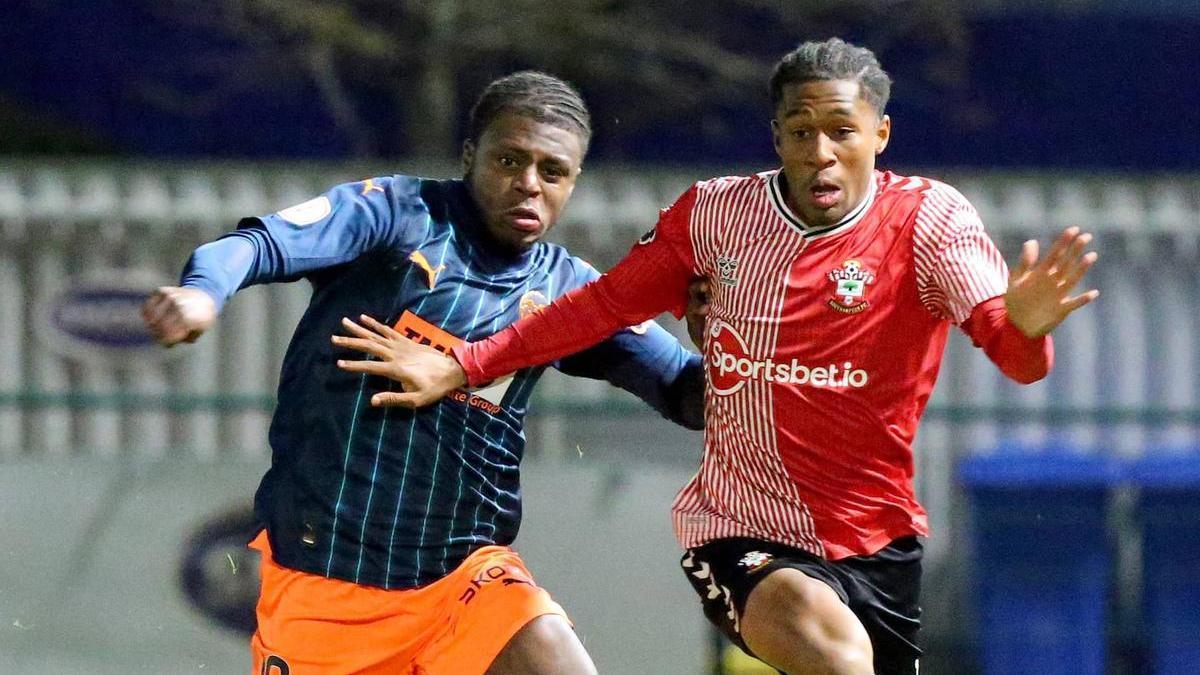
left=181, top=176, right=702, bottom=589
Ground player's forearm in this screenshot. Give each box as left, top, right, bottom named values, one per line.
left=663, top=354, right=706, bottom=430
left=963, top=296, right=1054, bottom=384
left=455, top=279, right=651, bottom=387
left=180, top=234, right=257, bottom=312
left=456, top=224, right=695, bottom=386
left=179, top=228, right=285, bottom=311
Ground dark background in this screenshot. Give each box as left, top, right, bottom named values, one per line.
left=3, top=0, right=1196, bottom=169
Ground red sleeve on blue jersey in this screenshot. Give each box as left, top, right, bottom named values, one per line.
left=455, top=186, right=700, bottom=387
left=961, top=296, right=1054, bottom=384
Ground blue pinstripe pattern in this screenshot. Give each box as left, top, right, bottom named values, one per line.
left=468, top=308, right=515, bottom=544
left=237, top=176, right=695, bottom=590
left=325, top=373, right=369, bottom=574
left=349, top=256, right=421, bottom=583
left=413, top=259, right=473, bottom=583
left=382, top=235, right=454, bottom=587
left=442, top=276, right=495, bottom=571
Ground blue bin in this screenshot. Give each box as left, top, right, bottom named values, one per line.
left=1131, top=453, right=1200, bottom=675
left=959, top=446, right=1122, bottom=675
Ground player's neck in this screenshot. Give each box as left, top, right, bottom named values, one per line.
left=453, top=180, right=537, bottom=264
left=779, top=171, right=877, bottom=231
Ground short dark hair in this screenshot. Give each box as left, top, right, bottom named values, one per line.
left=769, top=38, right=892, bottom=117
left=466, top=71, right=592, bottom=153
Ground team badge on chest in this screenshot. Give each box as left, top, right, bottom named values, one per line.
left=519, top=290, right=549, bottom=318
left=827, top=259, right=875, bottom=314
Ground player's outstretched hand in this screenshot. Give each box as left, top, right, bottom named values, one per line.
left=1005, top=226, right=1099, bottom=338
left=685, top=278, right=711, bottom=351
left=141, top=286, right=217, bottom=346
left=332, top=315, right=467, bottom=408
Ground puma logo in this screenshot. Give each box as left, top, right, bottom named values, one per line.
left=409, top=251, right=446, bottom=290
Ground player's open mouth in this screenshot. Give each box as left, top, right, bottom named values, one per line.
left=506, top=207, right=541, bottom=233
left=808, top=181, right=842, bottom=209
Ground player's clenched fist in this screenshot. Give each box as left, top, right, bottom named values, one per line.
left=141, top=286, right=217, bottom=346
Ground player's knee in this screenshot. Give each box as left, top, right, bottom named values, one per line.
left=773, top=612, right=873, bottom=675
left=819, top=640, right=874, bottom=675
left=487, top=614, right=597, bottom=675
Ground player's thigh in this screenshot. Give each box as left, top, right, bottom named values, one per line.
left=840, top=537, right=923, bottom=675
left=418, top=547, right=585, bottom=675
left=250, top=533, right=428, bottom=675
left=741, top=567, right=874, bottom=675
left=486, top=614, right=596, bottom=675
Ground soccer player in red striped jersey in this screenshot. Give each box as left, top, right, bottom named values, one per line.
left=350, top=39, right=1098, bottom=675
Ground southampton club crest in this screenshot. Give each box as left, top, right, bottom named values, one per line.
left=827, top=259, right=875, bottom=314
left=738, top=551, right=774, bottom=574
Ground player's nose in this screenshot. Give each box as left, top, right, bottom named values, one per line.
left=513, top=165, right=541, bottom=195
left=811, top=133, right=837, bottom=166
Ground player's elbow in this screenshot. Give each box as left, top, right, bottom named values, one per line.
left=665, top=362, right=706, bottom=430
left=674, top=409, right=706, bottom=431
left=983, top=348, right=1050, bottom=384
left=1000, top=359, right=1050, bottom=385
left=663, top=394, right=705, bottom=430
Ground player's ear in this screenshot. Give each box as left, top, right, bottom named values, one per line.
left=461, top=140, right=476, bottom=176
left=770, top=119, right=783, bottom=155
left=875, top=115, right=891, bottom=155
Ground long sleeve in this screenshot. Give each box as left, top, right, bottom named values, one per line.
left=455, top=186, right=702, bottom=387
left=912, top=182, right=1051, bottom=382
left=178, top=177, right=408, bottom=311
left=179, top=234, right=261, bottom=312
left=961, top=296, right=1054, bottom=384
left=553, top=258, right=705, bottom=430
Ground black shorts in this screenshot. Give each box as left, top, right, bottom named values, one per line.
left=681, top=536, right=923, bottom=675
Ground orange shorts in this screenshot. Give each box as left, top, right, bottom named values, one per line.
left=248, top=531, right=568, bottom=675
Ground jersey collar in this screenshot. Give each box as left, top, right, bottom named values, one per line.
left=767, top=170, right=876, bottom=240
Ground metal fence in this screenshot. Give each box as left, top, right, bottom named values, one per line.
left=2, top=159, right=1198, bottom=566
left=2, top=158, right=1200, bottom=672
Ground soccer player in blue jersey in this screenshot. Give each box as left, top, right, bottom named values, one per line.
left=141, top=71, right=704, bottom=675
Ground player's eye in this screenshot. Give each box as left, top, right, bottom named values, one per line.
left=791, top=128, right=812, bottom=140
left=835, top=127, right=856, bottom=139
left=541, top=165, right=567, bottom=181
left=498, top=155, right=519, bottom=168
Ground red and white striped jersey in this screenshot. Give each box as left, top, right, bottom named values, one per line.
left=459, top=169, right=1014, bottom=559
left=667, top=169, right=1010, bottom=559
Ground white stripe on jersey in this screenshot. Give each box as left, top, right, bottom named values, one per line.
left=913, top=181, right=1009, bottom=324
left=672, top=170, right=1007, bottom=558
left=674, top=173, right=825, bottom=556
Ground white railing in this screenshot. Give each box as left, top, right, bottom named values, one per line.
left=2, top=160, right=1197, bottom=461
left=3, top=159, right=1197, bottom=570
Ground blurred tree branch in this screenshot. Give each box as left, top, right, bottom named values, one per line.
left=144, top=0, right=970, bottom=158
